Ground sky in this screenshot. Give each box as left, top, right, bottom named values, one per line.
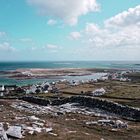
left=0, top=0, right=140, bottom=61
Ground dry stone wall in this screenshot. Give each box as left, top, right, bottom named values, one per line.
left=21, top=96, right=140, bottom=121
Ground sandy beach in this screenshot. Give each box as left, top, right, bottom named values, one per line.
left=1, top=68, right=121, bottom=80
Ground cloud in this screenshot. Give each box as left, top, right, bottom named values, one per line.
left=47, top=19, right=57, bottom=25
left=83, top=23, right=140, bottom=48
left=69, top=32, right=81, bottom=40
left=19, top=38, right=36, bottom=48
left=20, top=38, right=33, bottom=43
left=78, top=5, right=140, bottom=48
left=27, top=0, right=99, bottom=25
left=43, top=44, right=59, bottom=49
left=105, top=5, right=140, bottom=28
left=0, top=42, right=15, bottom=52
left=68, top=5, right=140, bottom=60
left=42, top=44, right=60, bottom=53
left=0, top=32, right=6, bottom=37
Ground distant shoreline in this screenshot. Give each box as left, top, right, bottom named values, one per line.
left=0, top=68, right=109, bottom=85
left=0, top=61, right=139, bottom=85
left=3, top=68, right=106, bottom=79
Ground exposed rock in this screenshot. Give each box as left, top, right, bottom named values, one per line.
left=6, top=126, right=22, bottom=139
left=0, top=123, right=8, bottom=140
left=21, top=96, right=140, bottom=121
left=28, top=116, right=40, bottom=121
left=86, top=119, right=127, bottom=129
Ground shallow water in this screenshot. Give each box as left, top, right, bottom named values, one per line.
left=0, top=61, right=139, bottom=85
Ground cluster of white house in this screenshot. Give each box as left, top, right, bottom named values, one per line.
left=0, top=85, right=17, bottom=97
left=109, top=71, right=131, bottom=82
left=25, top=82, right=56, bottom=94
left=0, top=71, right=132, bottom=97
left=0, top=82, right=60, bottom=97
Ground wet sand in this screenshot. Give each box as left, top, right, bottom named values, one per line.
left=1, top=68, right=119, bottom=80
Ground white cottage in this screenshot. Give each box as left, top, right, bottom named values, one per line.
left=92, top=88, right=106, bottom=96
left=0, top=85, right=5, bottom=91
left=0, top=85, right=5, bottom=97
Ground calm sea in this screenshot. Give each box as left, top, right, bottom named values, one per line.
left=0, top=61, right=140, bottom=85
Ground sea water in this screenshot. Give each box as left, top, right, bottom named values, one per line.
left=0, top=61, right=139, bottom=85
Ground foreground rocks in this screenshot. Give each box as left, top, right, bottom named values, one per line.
left=1, top=99, right=140, bottom=140
left=86, top=119, right=128, bottom=129
left=0, top=123, right=8, bottom=140
left=0, top=115, right=54, bottom=140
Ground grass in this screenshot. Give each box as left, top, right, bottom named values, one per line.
left=24, top=113, right=140, bottom=140
left=34, top=80, right=140, bottom=108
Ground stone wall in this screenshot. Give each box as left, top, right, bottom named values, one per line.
left=21, top=96, right=140, bottom=122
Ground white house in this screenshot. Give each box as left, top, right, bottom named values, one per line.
left=99, top=76, right=108, bottom=81
left=41, top=82, right=52, bottom=93
left=0, top=85, right=5, bottom=91
left=92, top=88, right=106, bottom=96
left=0, top=92, right=4, bottom=97
left=0, top=85, right=5, bottom=97
left=26, top=85, right=37, bottom=94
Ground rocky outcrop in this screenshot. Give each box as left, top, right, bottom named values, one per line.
left=21, top=96, right=140, bottom=122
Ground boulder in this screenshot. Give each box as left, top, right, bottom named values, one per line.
left=0, top=123, right=8, bottom=140
left=6, top=126, right=22, bottom=139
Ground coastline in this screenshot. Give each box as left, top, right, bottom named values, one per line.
left=0, top=68, right=107, bottom=81
left=0, top=67, right=140, bottom=140
left=0, top=67, right=138, bottom=85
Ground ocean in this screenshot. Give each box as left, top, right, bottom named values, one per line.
left=0, top=61, right=140, bottom=70
left=0, top=61, right=140, bottom=85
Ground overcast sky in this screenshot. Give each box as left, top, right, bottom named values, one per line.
left=0, top=0, right=140, bottom=61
